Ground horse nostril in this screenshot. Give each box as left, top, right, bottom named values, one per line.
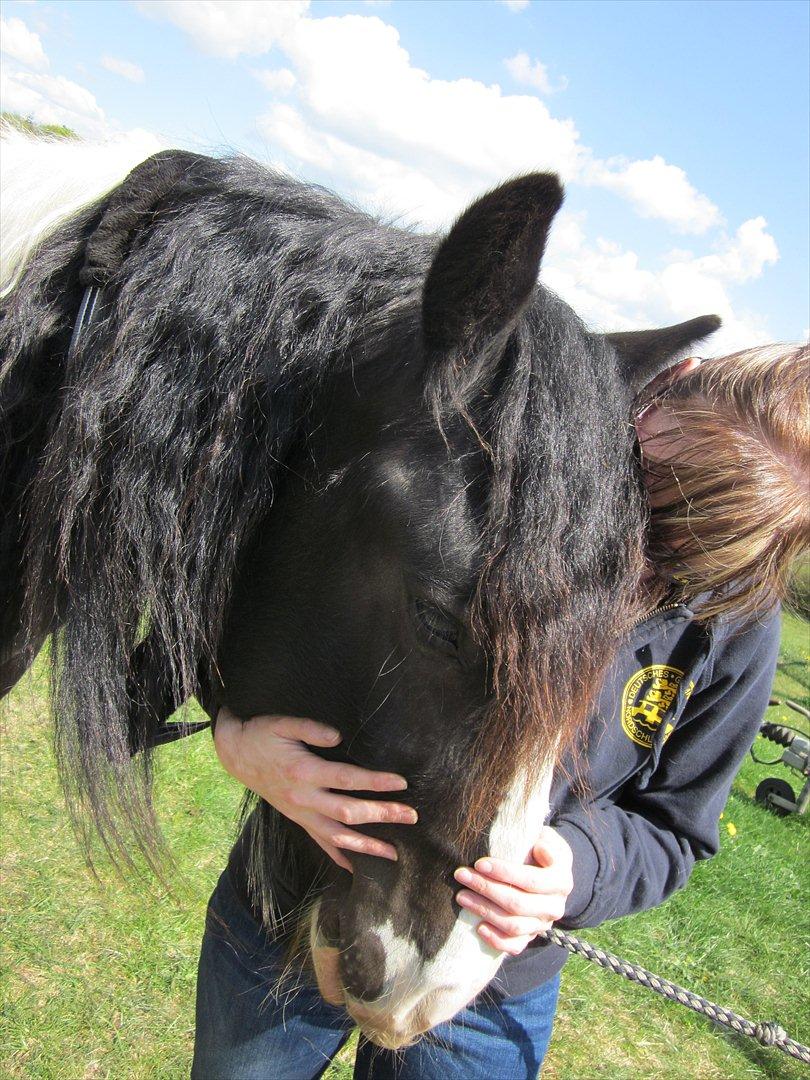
left=340, top=931, right=386, bottom=1002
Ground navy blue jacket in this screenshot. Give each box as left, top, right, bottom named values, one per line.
left=497, top=602, right=781, bottom=996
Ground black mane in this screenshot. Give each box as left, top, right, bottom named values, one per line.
left=0, top=155, right=645, bottom=870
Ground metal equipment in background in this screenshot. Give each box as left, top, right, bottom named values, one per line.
left=753, top=697, right=810, bottom=816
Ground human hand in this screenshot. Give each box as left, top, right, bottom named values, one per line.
left=453, top=826, right=574, bottom=956
left=214, top=708, right=417, bottom=872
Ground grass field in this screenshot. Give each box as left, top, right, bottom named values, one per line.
left=2, top=613, right=808, bottom=1079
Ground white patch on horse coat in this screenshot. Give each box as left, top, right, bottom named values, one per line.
left=0, top=126, right=161, bottom=296
left=340, top=759, right=556, bottom=1044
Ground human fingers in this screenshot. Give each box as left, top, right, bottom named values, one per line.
left=453, top=867, right=565, bottom=919
left=532, top=827, right=574, bottom=871
left=313, top=836, right=354, bottom=873
left=470, top=857, right=566, bottom=894
left=315, top=792, right=418, bottom=828
left=260, top=714, right=343, bottom=747
left=214, top=711, right=343, bottom=786
left=455, top=889, right=547, bottom=938
left=301, top=757, right=408, bottom=794
left=476, top=922, right=535, bottom=957
left=308, top=812, right=399, bottom=861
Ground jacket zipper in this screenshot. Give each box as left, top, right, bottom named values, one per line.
left=629, top=601, right=683, bottom=632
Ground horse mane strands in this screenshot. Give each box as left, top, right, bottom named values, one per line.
left=0, top=125, right=158, bottom=296
left=461, top=300, right=648, bottom=843
left=1, top=152, right=429, bottom=870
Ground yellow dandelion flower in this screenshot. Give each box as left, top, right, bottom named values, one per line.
left=726, top=822, right=737, bottom=837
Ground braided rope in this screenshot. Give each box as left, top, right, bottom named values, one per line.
left=544, top=927, right=810, bottom=1065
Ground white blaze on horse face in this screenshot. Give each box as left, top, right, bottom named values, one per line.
left=333, top=759, right=556, bottom=1047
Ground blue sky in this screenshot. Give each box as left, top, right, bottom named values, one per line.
left=2, top=0, right=808, bottom=350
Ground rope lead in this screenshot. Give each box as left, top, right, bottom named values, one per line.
left=543, top=926, right=810, bottom=1065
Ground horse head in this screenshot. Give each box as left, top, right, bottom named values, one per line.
left=208, top=174, right=718, bottom=1044
left=0, top=143, right=719, bottom=1048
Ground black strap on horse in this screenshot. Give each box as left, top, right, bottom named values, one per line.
left=140, top=715, right=211, bottom=752
left=69, top=149, right=211, bottom=358
left=68, top=150, right=213, bottom=756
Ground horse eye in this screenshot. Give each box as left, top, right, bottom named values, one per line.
left=414, top=598, right=459, bottom=649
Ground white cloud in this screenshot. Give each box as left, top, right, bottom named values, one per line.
left=0, top=17, right=105, bottom=134
left=135, top=0, right=780, bottom=348
left=139, top=0, right=310, bottom=60
left=150, top=3, right=718, bottom=235
left=1, top=69, right=107, bottom=136
left=0, top=16, right=48, bottom=70
left=683, top=216, right=778, bottom=283
left=101, top=54, right=145, bottom=83
left=0, top=24, right=160, bottom=144
left=500, top=0, right=530, bottom=11
left=258, top=101, right=472, bottom=226
left=504, top=51, right=567, bottom=94
left=656, top=220, right=778, bottom=347
left=543, top=212, right=779, bottom=353
left=587, top=155, right=721, bottom=235
left=252, top=66, right=296, bottom=94
left=274, top=14, right=585, bottom=212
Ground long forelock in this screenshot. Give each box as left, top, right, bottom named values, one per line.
left=462, top=296, right=647, bottom=840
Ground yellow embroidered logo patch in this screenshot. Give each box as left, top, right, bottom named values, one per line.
left=621, top=664, right=684, bottom=748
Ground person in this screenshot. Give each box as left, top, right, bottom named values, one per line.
left=192, top=344, right=809, bottom=1079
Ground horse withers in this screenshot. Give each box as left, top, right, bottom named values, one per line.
left=0, top=138, right=719, bottom=1046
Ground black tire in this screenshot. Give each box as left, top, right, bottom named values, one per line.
left=755, top=776, right=795, bottom=816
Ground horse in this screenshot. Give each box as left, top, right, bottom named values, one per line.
left=0, top=133, right=720, bottom=1048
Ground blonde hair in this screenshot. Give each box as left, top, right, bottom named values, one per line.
left=640, top=343, right=809, bottom=621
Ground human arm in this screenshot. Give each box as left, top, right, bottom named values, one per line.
left=213, top=709, right=418, bottom=871
left=552, top=611, right=780, bottom=928
left=456, top=610, right=781, bottom=952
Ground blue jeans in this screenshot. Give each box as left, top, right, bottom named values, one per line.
left=192, top=871, right=560, bottom=1080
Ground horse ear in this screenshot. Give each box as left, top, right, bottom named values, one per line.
left=606, top=315, right=721, bottom=394
left=422, top=174, right=564, bottom=364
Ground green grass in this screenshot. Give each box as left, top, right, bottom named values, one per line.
left=0, top=112, right=79, bottom=140
left=2, top=614, right=808, bottom=1078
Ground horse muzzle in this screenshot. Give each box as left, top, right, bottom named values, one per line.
left=309, top=897, right=504, bottom=1049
